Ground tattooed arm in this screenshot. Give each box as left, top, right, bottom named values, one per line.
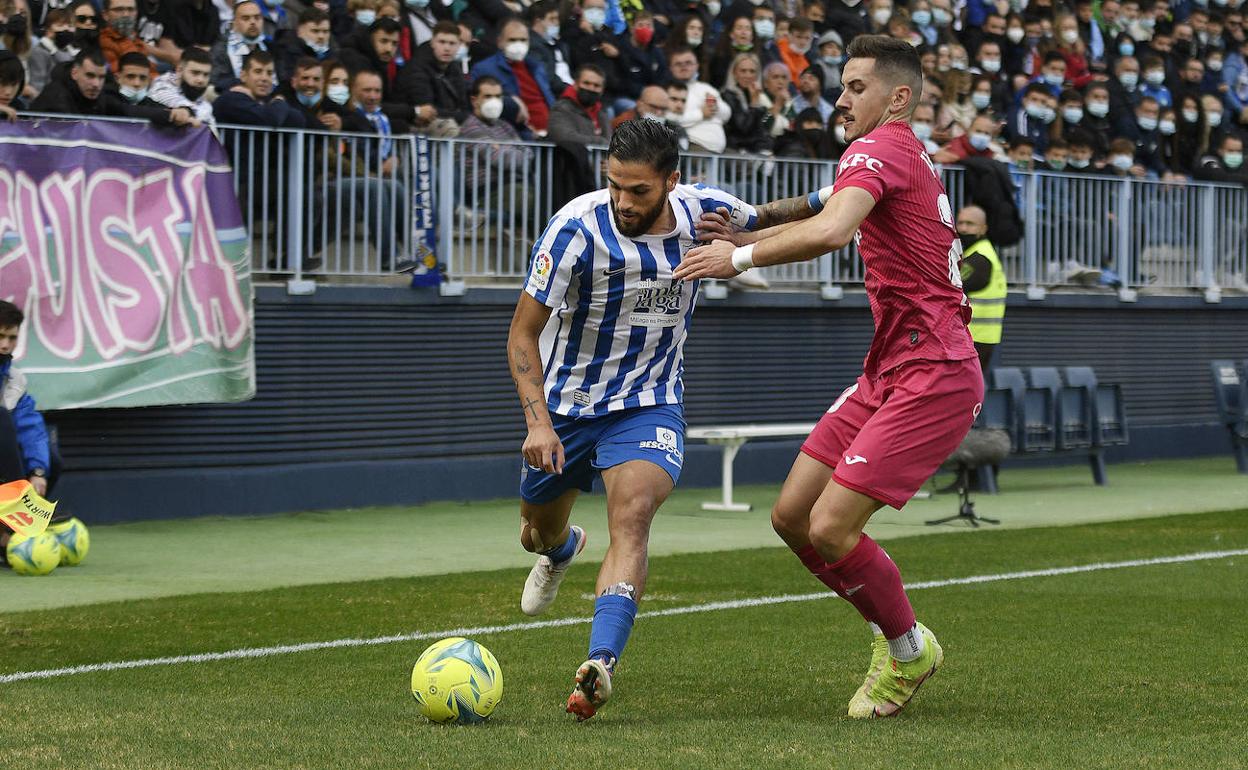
left=754, top=193, right=822, bottom=229
left=508, top=293, right=565, bottom=474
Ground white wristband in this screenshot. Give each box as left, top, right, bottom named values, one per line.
left=730, top=243, right=756, bottom=273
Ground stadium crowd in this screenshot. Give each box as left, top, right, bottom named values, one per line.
left=3, top=0, right=1248, bottom=186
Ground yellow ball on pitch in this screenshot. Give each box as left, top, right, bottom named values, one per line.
left=410, top=637, right=503, bottom=724
left=47, top=518, right=90, bottom=566
left=6, top=531, right=62, bottom=576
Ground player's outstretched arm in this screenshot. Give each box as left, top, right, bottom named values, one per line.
left=697, top=208, right=805, bottom=246
left=508, top=294, right=565, bottom=474
left=675, top=187, right=876, bottom=281
left=754, top=194, right=822, bottom=229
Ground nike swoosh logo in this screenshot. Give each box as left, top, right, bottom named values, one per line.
left=602, top=266, right=627, bottom=277
left=844, top=455, right=868, bottom=465
left=844, top=584, right=865, bottom=596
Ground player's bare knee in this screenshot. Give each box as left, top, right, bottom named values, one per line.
left=807, top=517, right=856, bottom=561
left=770, top=503, right=804, bottom=541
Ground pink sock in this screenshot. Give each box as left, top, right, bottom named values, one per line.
left=794, top=536, right=916, bottom=637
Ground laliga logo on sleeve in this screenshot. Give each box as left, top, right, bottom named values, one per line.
left=531, top=252, right=553, bottom=291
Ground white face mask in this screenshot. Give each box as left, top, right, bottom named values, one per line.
left=1087, top=100, right=1109, bottom=118
left=1207, top=110, right=1223, bottom=127
left=969, top=131, right=992, bottom=150
left=912, top=121, right=933, bottom=140
left=355, top=10, right=375, bottom=25
left=981, top=57, right=1001, bottom=73
left=327, top=83, right=350, bottom=104
left=1110, top=154, right=1134, bottom=170
left=834, top=124, right=847, bottom=143
left=1063, top=107, right=1083, bottom=123
left=1061, top=29, right=1079, bottom=44
left=753, top=19, right=775, bottom=39
left=503, top=41, right=529, bottom=61
left=480, top=96, right=503, bottom=120
left=583, top=7, right=606, bottom=29
left=789, top=39, right=809, bottom=54
left=872, top=8, right=892, bottom=26
left=971, top=92, right=991, bottom=109
left=707, top=0, right=721, bottom=16
left=687, top=34, right=703, bottom=46
left=119, top=84, right=147, bottom=104
left=1183, top=108, right=1200, bottom=123
left=1159, top=119, right=1176, bottom=135
left=1007, top=27, right=1025, bottom=43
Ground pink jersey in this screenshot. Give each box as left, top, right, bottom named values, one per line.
left=830, top=121, right=977, bottom=378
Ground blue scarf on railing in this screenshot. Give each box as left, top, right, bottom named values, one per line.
left=358, top=105, right=392, bottom=160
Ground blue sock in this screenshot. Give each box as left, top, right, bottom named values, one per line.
left=588, top=593, right=637, bottom=668
left=539, top=527, right=579, bottom=564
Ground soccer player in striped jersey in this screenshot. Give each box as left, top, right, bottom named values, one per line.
left=506, top=119, right=756, bottom=722
left=677, top=36, right=983, bottom=719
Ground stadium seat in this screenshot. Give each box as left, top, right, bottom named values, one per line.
left=1063, top=366, right=1129, bottom=448
left=991, top=367, right=1055, bottom=453
left=1028, top=367, right=1093, bottom=451
left=1210, top=360, right=1248, bottom=474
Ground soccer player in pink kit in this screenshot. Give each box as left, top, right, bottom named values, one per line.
left=676, top=35, right=983, bottom=718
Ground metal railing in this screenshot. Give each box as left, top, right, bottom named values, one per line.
left=15, top=114, right=1244, bottom=297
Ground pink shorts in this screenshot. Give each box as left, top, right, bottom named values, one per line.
left=800, top=358, right=984, bottom=509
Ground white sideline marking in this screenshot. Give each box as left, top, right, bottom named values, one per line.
left=2, top=549, right=1244, bottom=685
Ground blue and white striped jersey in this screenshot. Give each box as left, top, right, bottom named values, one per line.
left=524, top=183, right=757, bottom=418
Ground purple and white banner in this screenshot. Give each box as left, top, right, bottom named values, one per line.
left=0, top=119, right=254, bottom=410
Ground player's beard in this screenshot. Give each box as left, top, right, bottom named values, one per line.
left=612, top=194, right=668, bottom=237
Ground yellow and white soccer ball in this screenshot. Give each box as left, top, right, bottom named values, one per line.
left=410, top=637, right=503, bottom=724
left=47, top=518, right=90, bottom=566
left=6, top=531, right=62, bottom=576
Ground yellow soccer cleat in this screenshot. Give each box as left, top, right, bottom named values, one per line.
left=851, top=631, right=890, bottom=704
left=848, top=623, right=943, bottom=719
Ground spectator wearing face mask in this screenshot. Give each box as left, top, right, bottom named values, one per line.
left=1064, top=129, right=1097, bottom=172
left=458, top=74, right=535, bottom=212
left=910, top=102, right=942, bottom=155
left=149, top=44, right=216, bottom=126
left=1043, top=137, right=1070, bottom=171
left=776, top=16, right=815, bottom=87
left=774, top=106, right=827, bottom=158
left=1053, top=12, right=1094, bottom=87
left=277, top=7, right=336, bottom=82
left=546, top=62, right=609, bottom=146
left=749, top=4, right=782, bottom=70
left=1195, top=131, right=1248, bottom=185
left=610, top=10, right=669, bottom=110
left=26, top=9, right=76, bottom=96
left=528, top=0, right=573, bottom=96
left=1123, top=95, right=1166, bottom=175
left=339, top=0, right=378, bottom=42
left=1079, top=82, right=1115, bottom=157
left=1138, top=54, right=1172, bottom=107
left=98, top=0, right=153, bottom=75
left=470, top=16, right=556, bottom=137
left=276, top=55, right=330, bottom=125
left=1108, top=54, right=1142, bottom=120
left=707, top=13, right=757, bottom=88
left=1105, top=136, right=1146, bottom=177
left=933, top=113, right=1006, bottom=163
left=813, top=28, right=843, bottom=95
left=1027, top=51, right=1069, bottom=99
left=1007, top=83, right=1056, bottom=153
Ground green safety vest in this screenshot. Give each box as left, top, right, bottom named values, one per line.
left=963, top=238, right=1006, bottom=345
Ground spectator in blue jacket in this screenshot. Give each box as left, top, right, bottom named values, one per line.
left=0, top=301, right=51, bottom=501
left=469, top=16, right=556, bottom=137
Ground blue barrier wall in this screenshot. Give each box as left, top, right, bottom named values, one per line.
left=48, top=286, right=1248, bottom=523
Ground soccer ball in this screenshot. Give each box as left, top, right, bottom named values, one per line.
left=47, top=518, right=90, bottom=566
left=6, top=531, right=62, bottom=576
left=410, top=637, right=503, bottom=724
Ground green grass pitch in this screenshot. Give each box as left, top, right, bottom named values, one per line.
left=2, top=506, right=1246, bottom=769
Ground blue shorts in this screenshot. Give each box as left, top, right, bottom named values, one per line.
left=520, top=404, right=686, bottom=504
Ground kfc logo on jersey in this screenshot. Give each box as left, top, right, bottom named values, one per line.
left=840, top=153, right=885, bottom=172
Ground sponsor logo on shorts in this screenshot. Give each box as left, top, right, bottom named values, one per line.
left=844, top=454, right=868, bottom=465
left=640, top=427, right=683, bottom=467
